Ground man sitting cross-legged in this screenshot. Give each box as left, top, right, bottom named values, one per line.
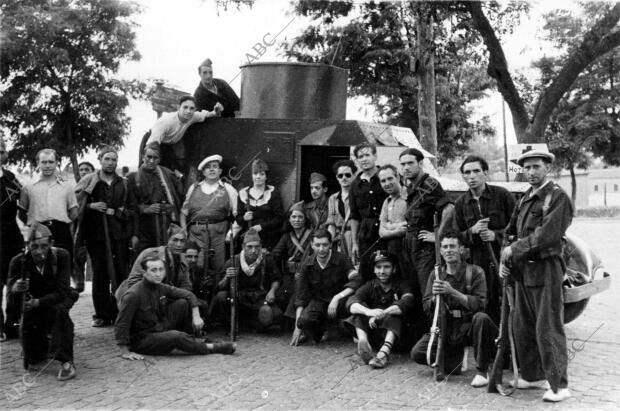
left=410, top=231, right=497, bottom=386
left=211, top=229, right=282, bottom=332
left=290, top=229, right=361, bottom=346
left=115, top=253, right=235, bottom=359
left=344, top=250, right=414, bottom=369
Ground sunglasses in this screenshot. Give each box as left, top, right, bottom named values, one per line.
left=337, top=172, right=352, bottom=179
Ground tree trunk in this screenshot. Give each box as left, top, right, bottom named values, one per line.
left=415, top=4, right=438, bottom=158
left=569, top=164, right=577, bottom=207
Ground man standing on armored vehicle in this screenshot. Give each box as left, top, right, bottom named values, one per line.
left=454, top=155, right=515, bottom=325
left=500, top=148, right=573, bottom=402
left=194, top=58, right=240, bottom=118
left=127, top=143, right=184, bottom=255
left=350, top=143, right=388, bottom=282
left=399, top=148, right=452, bottom=295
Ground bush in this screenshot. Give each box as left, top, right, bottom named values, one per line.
left=575, top=206, right=620, bottom=218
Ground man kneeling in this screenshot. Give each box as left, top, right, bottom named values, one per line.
left=345, top=251, right=414, bottom=368
left=115, top=253, right=234, bottom=359
left=410, top=231, right=497, bottom=386
left=211, top=229, right=282, bottom=331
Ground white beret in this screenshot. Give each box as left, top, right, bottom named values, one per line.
left=198, top=154, right=223, bottom=171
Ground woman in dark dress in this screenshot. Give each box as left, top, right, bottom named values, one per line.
left=271, top=204, right=313, bottom=317
left=236, top=159, right=284, bottom=250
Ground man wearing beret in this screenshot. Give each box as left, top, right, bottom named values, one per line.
left=75, top=146, right=133, bottom=328
left=7, top=223, right=77, bottom=380
left=180, top=154, right=238, bottom=279
left=127, top=143, right=184, bottom=255
left=500, top=147, right=573, bottom=402
left=302, top=172, right=330, bottom=231
left=345, top=250, right=414, bottom=369
left=211, top=229, right=282, bottom=332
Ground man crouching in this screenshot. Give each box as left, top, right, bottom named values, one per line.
left=344, top=250, right=414, bottom=368
left=115, top=253, right=235, bottom=359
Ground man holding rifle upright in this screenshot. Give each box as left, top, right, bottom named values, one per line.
left=411, top=231, right=497, bottom=387
left=500, top=147, right=573, bottom=402
left=127, top=143, right=184, bottom=255
left=75, top=146, right=133, bottom=328
left=454, top=155, right=515, bottom=325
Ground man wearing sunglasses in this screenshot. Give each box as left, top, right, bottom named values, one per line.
left=326, top=159, right=357, bottom=258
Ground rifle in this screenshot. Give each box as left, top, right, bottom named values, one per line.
left=229, top=228, right=238, bottom=342
left=473, top=199, right=499, bottom=318
left=18, top=249, right=31, bottom=369
left=427, top=212, right=446, bottom=381
left=102, top=212, right=118, bottom=291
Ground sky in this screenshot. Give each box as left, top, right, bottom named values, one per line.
left=93, top=0, right=581, bottom=169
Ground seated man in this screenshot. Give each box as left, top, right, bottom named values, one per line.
left=290, top=229, right=361, bottom=346
left=345, top=250, right=414, bottom=369
left=410, top=231, right=497, bottom=386
left=211, top=229, right=282, bottom=332
left=7, top=223, right=77, bottom=380
left=115, top=253, right=235, bottom=358
left=115, top=224, right=192, bottom=302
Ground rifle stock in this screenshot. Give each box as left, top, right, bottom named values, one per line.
left=102, top=214, right=118, bottom=291
left=427, top=212, right=446, bottom=381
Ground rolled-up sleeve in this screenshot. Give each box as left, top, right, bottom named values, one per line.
left=346, top=282, right=371, bottom=312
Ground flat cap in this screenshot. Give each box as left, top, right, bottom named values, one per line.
left=198, top=154, right=223, bottom=171
left=517, top=147, right=555, bottom=166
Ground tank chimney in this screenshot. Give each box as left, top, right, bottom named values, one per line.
left=239, top=62, right=348, bottom=120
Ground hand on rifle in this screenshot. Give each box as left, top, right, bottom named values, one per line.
left=131, top=236, right=139, bottom=250
left=265, top=289, right=276, bottom=304
left=418, top=230, right=435, bottom=243
left=224, top=267, right=238, bottom=281
left=432, top=279, right=455, bottom=296
left=499, top=263, right=511, bottom=279
left=500, top=246, right=512, bottom=264
left=23, top=298, right=39, bottom=312
left=12, top=279, right=29, bottom=293
left=479, top=229, right=495, bottom=242
left=144, top=203, right=163, bottom=214
left=351, top=242, right=360, bottom=265
left=89, top=202, right=108, bottom=213
left=471, top=218, right=490, bottom=235
left=243, top=211, right=254, bottom=221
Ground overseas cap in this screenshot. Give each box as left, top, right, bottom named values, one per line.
left=309, top=172, right=327, bottom=184
left=243, top=228, right=262, bottom=245
left=198, top=154, right=223, bottom=171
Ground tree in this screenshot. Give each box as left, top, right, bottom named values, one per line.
left=282, top=1, right=523, bottom=165
left=531, top=5, right=620, bottom=204
left=466, top=1, right=620, bottom=144
left=0, top=0, right=146, bottom=179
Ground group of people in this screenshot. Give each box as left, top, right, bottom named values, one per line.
left=0, top=59, right=574, bottom=403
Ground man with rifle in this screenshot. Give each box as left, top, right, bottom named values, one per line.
left=500, top=147, right=573, bottom=402
left=411, top=231, right=497, bottom=386
left=7, top=223, right=77, bottom=380
left=211, top=229, right=282, bottom=332
left=454, top=155, right=515, bottom=325
left=184, top=241, right=213, bottom=321
left=75, top=146, right=133, bottom=328
left=127, top=143, right=184, bottom=255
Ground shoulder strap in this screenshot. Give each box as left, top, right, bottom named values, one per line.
left=465, top=264, right=473, bottom=293
left=542, top=186, right=555, bottom=218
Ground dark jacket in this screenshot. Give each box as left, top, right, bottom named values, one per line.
left=346, top=279, right=414, bottom=315
left=193, top=79, right=240, bottom=118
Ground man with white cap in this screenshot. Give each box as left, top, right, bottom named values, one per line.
left=0, top=135, right=24, bottom=340
left=500, top=146, right=573, bottom=402
left=180, top=154, right=237, bottom=278
left=6, top=223, right=77, bottom=380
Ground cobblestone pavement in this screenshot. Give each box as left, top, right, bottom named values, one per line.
left=1, top=218, right=619, bottom=410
